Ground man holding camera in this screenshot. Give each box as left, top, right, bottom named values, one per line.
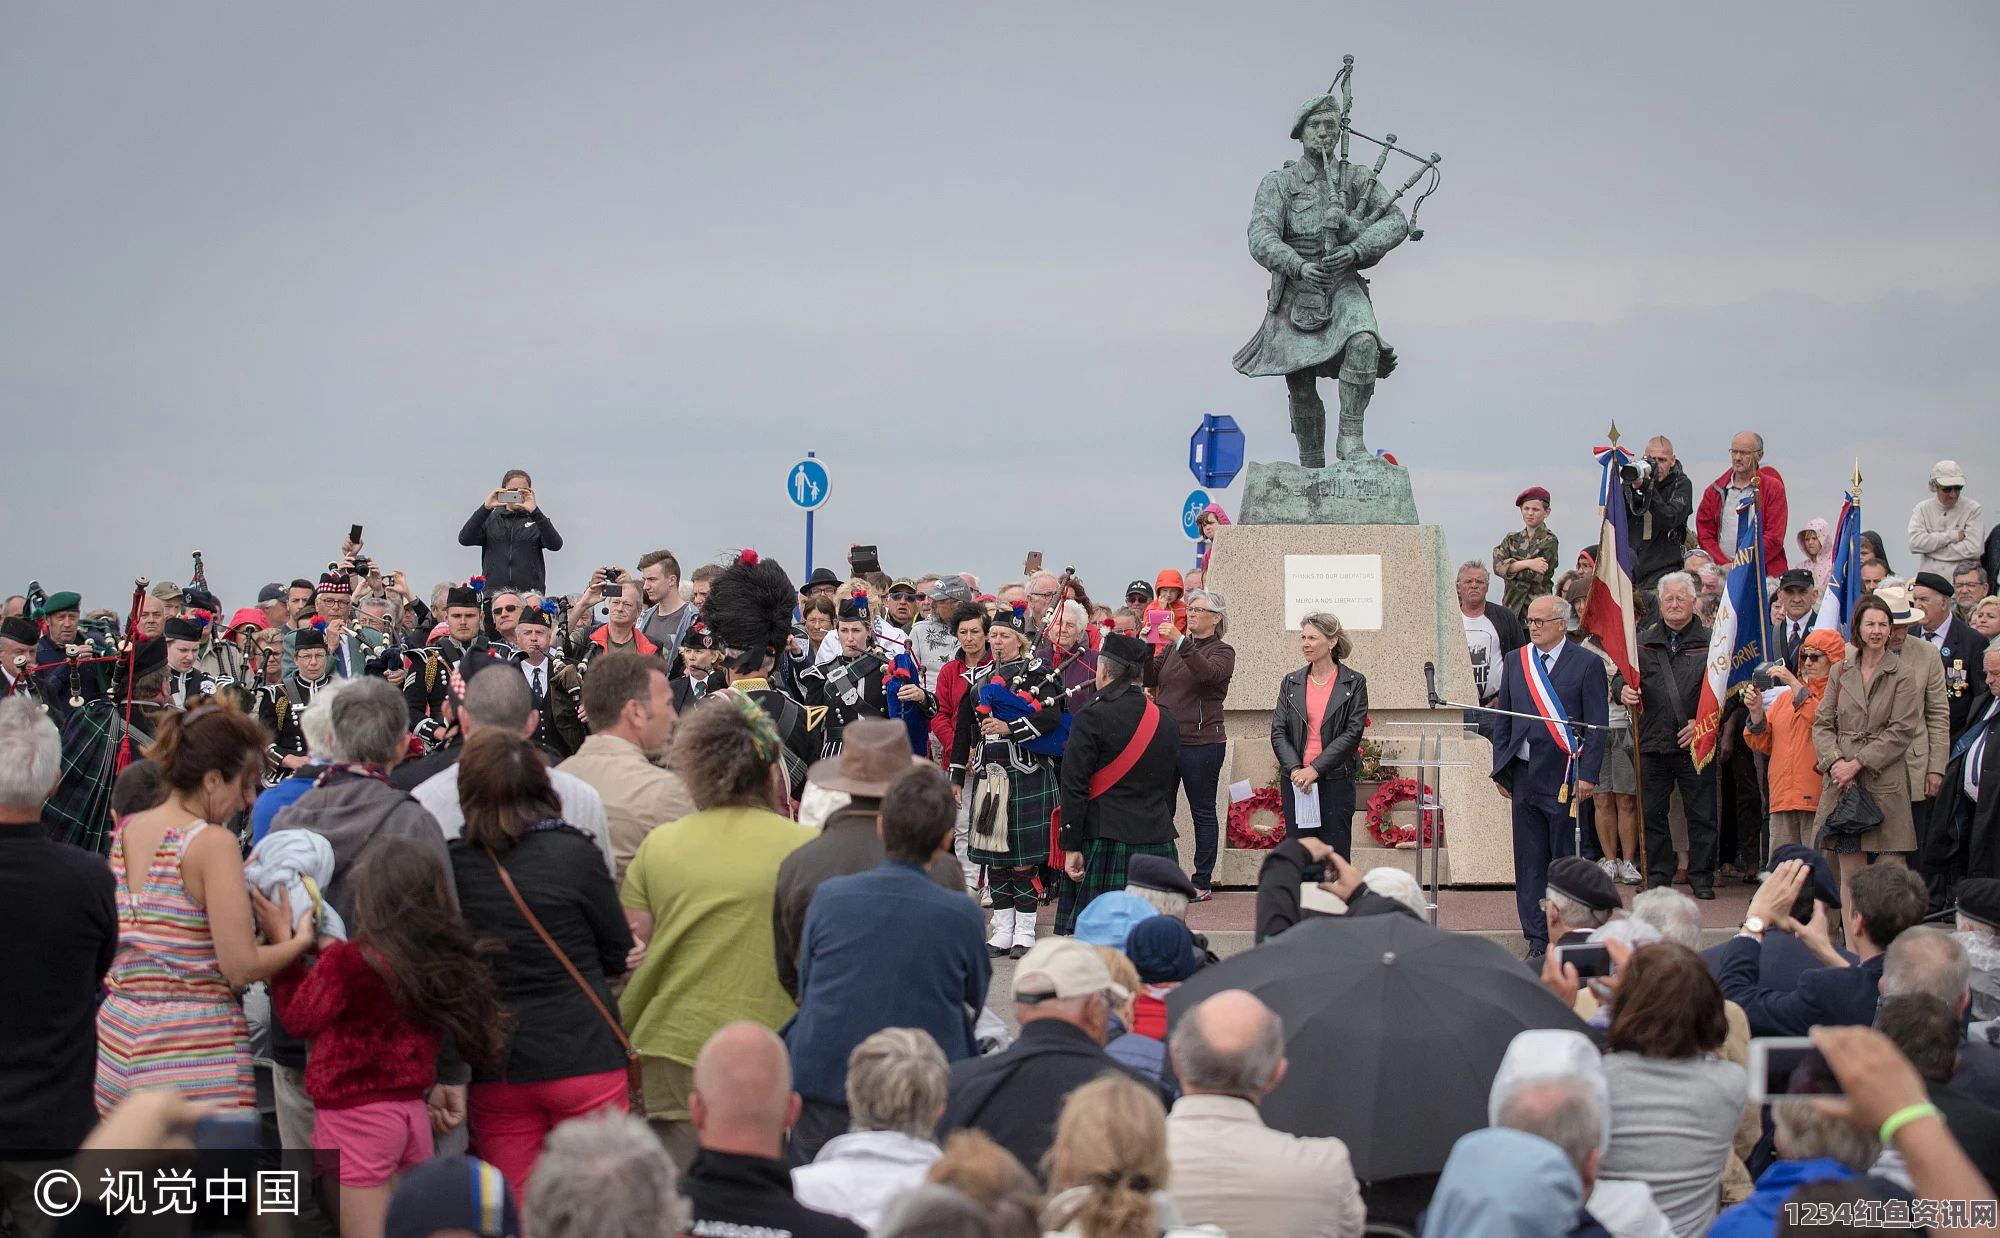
left=1626, top=436, right=1694, bottom=591
left=570, top=577, right=657, bottom=677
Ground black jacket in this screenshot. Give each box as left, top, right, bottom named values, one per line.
left=1635, top=616, right=1711, bottom=756
left=1271, top=665, right=1369, bottom=780
left=518, top=657, right=585, bottom=758
left=1927, top=616, right=1991, bottom=740
left=1254, top=837, right=1421, bottom=943
left=942, top=1018, right=1171, bottom=1181
left=772, top=803, right=964, bottom=1000
left=457, top=505, right=563, bottom=593
left=449, top=826, right=632, bottom=1084
left=1483, top=601, right=1528, bottom=658
left=1057, top=682, right=1181, bottom=850
left=1627, top=461, right=1695, bottom=589
left=681, top=1150, right=865, bottom=1238
left=1929, top=1083, right=2000, bottom=1191
left=0, top=823, right=116, bottom=1151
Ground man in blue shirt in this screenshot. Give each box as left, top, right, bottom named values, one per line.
left=783, top=762, right=988, bottom=1164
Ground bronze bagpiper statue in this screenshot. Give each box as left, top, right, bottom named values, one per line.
left=1234, top=57, right=1442, bottom=468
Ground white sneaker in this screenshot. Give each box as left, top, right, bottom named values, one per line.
left=1617, top=859, right=1642, bottom=885
left=1599, top=857, right=1618, bottom=881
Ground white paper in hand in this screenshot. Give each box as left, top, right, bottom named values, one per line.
left=1227, top=779, right=1255, bottom=804
left=1293, top=784, right=1322, bottom=829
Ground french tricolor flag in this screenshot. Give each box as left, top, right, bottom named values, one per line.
left=1813, top=476, right=1863, bottom=636
left=1582, top=443, right=1640, bottom=690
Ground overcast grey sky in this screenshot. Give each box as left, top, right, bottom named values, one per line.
left=4, top=3, right=1995, bottom=612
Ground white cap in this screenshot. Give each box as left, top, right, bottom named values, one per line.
left=1931, top=460, right=1968, bottom=488
left=1011, top=937, right=1129, bottom=1002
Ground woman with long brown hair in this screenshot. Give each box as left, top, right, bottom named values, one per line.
left=97, top=704, right=312, bottom=1114
left=265, top=836, right=509, bottom=1237
left=449, top=728, right=635, bottom=1196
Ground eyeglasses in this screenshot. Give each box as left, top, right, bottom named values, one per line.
left=1938, top=486, right=1964, bottom=495
left=1525, top=616, right=1565, bottom=628
left=1799, top=651, right=1827, bottom=663
left=494, top=605, right=520, bottom=613
left=1030, top=590, right=1059, bottom=601
left=887, top=591, right=918, bottom=601
left=1186, top=607, right=1217, bottom=617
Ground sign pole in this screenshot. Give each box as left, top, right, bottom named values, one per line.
left=804, top=451, right=817, bottom=579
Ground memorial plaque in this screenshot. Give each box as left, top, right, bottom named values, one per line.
left=1283, top=553, right=1383, bottom=630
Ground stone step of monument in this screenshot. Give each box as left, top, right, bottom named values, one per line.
left=1350, top=840, right=1452, bottom=884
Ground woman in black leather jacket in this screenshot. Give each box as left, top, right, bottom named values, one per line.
left=1270, top=611, right=1369, bottom=857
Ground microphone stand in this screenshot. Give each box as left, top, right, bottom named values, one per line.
left=1422, top=660, right=1615, bottom=858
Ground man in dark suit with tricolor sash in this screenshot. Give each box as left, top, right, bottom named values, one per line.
left=1489, top=594, right=1609, bottom=962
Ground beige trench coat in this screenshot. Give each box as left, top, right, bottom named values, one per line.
left=1813, top=652, right=1923, bottom=853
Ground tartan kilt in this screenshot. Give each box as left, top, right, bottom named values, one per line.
left=1055, top=837, right=1179, bottom=935
left=967, top=757, right=1058, bottom=868
left=41, top=699, right=124, bottom=856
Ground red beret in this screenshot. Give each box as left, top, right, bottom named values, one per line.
left=1515, top=487, right=1552, bottom=507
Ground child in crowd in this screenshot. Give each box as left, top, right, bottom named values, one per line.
left=266, top=836, right=510, bottom=1238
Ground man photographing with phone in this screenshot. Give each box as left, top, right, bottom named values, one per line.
left=458, top=468, right=563, bottom=593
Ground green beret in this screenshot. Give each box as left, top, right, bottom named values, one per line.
left=37, top=591, right=81, bottom=617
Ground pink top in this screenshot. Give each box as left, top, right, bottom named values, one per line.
left=1302, top=667, right=1338, bottom=766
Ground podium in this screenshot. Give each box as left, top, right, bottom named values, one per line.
left=1183, top=513, right=1514, bottom=888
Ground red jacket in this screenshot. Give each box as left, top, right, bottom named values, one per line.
left=1695, top=465, right=1789, bottom=575
left=272, top=941, right=439, bottom=1110
left=930, top=654, right=993, bottom=766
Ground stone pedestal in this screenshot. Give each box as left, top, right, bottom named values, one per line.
left=1182, top=521, right=1514, bottom=887
left=1239, top=456, right=1418, bottom=525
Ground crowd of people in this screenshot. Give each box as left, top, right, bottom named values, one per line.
left=1466, top=437, right=1996, bottom=965
left=1, top=452, right=1998, bottom=1238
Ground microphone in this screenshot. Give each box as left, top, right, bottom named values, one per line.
left=1423, top=661, right=1439, bottom=708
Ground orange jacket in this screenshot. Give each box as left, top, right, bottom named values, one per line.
left=1152, top=569, right=1187, bottom=632
left=1744, top=681, right=1828, bottom=814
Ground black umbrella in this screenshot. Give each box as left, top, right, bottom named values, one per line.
left=1164, top=912, right=1585, bottom=1181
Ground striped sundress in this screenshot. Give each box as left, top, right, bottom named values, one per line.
left=96, top=820, right=255, bottom=1113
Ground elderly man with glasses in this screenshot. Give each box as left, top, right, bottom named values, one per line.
left=1489, top=594, right=1609, bottom=962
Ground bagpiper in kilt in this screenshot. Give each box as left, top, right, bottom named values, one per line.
left=1056, top=632, right=1184, bottom=935
left=952, top=606, right=1067, bottom=959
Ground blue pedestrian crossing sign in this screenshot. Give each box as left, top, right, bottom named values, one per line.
left=1182, top=490, right=1212, bottom=540
left=786, top=458, right=831, bottom=511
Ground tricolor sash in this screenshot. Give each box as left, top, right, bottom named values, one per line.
left=1519, top=645, right=1579, bottom=803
